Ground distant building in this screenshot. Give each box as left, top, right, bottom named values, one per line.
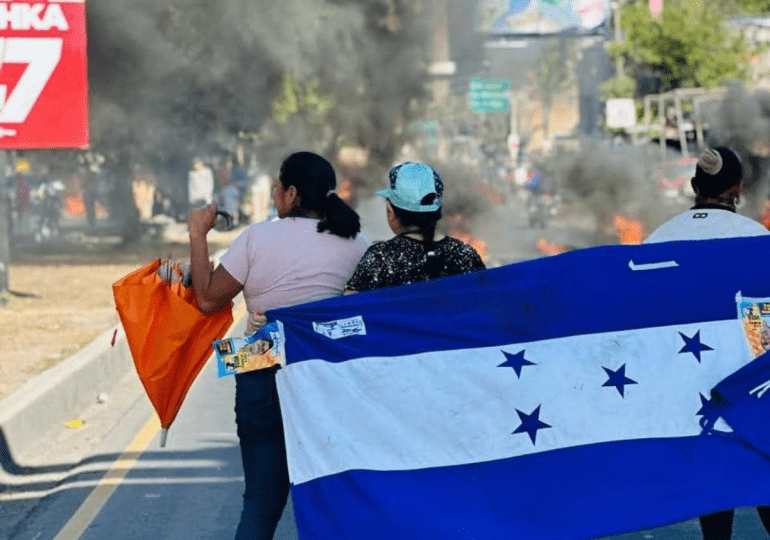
left=726, top=16, right=770, bottom=90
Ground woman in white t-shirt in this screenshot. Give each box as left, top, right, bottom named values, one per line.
left=187, top=151, right=370, bottom=540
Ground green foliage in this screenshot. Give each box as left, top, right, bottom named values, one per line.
left=730, top=0, right=770, bottom=14
left=610, top=0, right=751, bottom=92
left=272, top=72, right=335, bottom=126
left=708, top=0, right=770, bottom=16
left=600, top=75, right=636, bottom=100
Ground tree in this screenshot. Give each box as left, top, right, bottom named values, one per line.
left=609, top=0, right=751, bottom=93
left=727, top=0, right=770, bottom=14
left=600, top=75, right=636, bottom=100
left=267, top=72, right=337, bottom=157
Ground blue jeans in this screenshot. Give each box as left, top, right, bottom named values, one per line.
left=234, top=367, right=290, bottom=540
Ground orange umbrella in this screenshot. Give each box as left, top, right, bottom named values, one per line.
left=112, top=259, right=233, bottom=446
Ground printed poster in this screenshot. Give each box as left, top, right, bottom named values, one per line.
left=213, top=321, right=286, bottom=377
left=737, top=293, right=770, bottom=359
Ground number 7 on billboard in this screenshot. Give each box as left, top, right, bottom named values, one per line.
left=0, top=0, right=88, bottom=149
left=0, top=38, right=61, bottom=123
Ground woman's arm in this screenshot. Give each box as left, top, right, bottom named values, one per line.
left=188, top=202, right=243, bottom=314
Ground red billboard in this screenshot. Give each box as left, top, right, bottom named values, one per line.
left=0, top=0, right=88, bottom=148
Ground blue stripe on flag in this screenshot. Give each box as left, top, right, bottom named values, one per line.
left=712, top=349, right=770, bottom=406
left=269, top=238, right=770, bottom=363
left=292, top=435, right=770, bottom=540
left=709, top=351, right=770, bottom=459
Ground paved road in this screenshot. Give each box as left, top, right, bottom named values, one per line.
left=4, top=314, right=297, bottom=540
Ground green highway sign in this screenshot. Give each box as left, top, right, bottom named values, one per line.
left=468, top=77, right=511, bottom=113
left=469, top=78, right=511, bottom=93
left=469, top=96, right=511, bottom=113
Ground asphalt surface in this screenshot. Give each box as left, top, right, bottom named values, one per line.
left=3, top=313, right=298, bottom=540
left=3, top=199, right=769, bottom=540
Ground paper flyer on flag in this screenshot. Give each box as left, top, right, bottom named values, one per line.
left=213, top=321, right=285, bottom=377
left=736, top=293, right=770, bottom=358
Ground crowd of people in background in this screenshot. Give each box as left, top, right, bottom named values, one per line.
left=0, top=149, right=278, bottom=242
left=5, top=139, right=770, bottom=255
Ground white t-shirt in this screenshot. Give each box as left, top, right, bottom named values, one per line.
left=644, top=208, right=769, bottom=244
left=220, top=217, right=371, bottom=315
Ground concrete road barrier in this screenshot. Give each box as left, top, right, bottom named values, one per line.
left=0, top=249, right=235, bottom=471
left=0, top=324, right=133, bottom=467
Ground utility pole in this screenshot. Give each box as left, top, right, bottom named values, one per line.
left=431, top=0, right=451, bottom=105
left=0, top=151, right=10, bottom=304
left=612, top=1, right=624, bottom=78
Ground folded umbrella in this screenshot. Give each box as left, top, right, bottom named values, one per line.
left=113, top=258, right=233, bottom=446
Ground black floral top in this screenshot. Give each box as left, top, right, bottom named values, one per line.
left=345, top=235, right=486, bottom=292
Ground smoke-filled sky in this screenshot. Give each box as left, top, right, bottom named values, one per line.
left=86, top=0, right=431, bottom=167
left=82, top=1, right=770, bottom=250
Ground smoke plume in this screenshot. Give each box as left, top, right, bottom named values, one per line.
left=86, top=1, right=430, bottom=169
left=706, top=83, right=770, bottom=216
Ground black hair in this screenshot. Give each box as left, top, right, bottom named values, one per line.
left=279, top=151, right=361, bottom=238
left=391, top=203, right=444, bottom=279
left=691, top=146, right=743, bottom=198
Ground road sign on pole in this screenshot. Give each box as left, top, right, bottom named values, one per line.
left=468, top=78, right=511, bottom=113
left=606, top=98, right=636, bottom=129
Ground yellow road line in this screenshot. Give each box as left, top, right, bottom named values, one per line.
left=53, top=302, right=247, bottom=540
left=51, top=414, right=160, bottom=540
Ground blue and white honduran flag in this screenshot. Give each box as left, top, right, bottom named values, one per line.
left=268, top=236, right=770, bottom=540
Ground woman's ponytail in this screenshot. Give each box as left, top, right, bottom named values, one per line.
left=418, top=219, right=442, bottom=279
left=318, top=193, right=360, bottom=239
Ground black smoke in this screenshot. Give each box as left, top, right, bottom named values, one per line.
left=86, top=0, right=431, bottom=176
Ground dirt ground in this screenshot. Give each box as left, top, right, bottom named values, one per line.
left=0, top=216, right=240, bottom=403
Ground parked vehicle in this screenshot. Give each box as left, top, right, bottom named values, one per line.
left=658, top=155, right=698, bottom=200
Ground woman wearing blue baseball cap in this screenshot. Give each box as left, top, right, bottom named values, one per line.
left=345, top=161, right=485, bottom=292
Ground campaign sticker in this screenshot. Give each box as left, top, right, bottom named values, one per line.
left=737, top=293, right=770, bottom=359
left=213, top=321, right=285, bottom=377
left=312, top=316, right=367, bottom=339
